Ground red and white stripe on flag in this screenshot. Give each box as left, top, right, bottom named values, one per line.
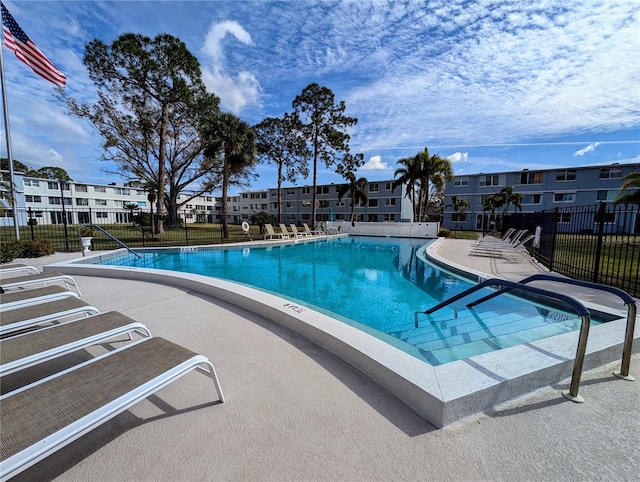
left=1, top=1, right=66, bottom=88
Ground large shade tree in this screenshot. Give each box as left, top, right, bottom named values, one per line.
left=204, top=112, right=257, bottom=238
left=64, top=33, right=221, bottom=232
left=292, top=83, right=357, bottom=226
left=254, top=113, right=310, bottom=223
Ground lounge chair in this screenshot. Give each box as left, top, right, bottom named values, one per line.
left=289, top=224, right=308, bottom=238
left=0, top=285, right=80, bottom=312
left=0, top=336, right=224, bottom=481
left=0, top=264, right=39, bottom=276
left=279, top=224, right=294, bottom=238
left=0, top=311, right=151, bottom=376
left=264, top=223, right=289, bottom=240
left=302, top=223, right=320, bottom=236
left=0, top=271, right=81, bottom=296
left=0, top=297, right=100, bottom=337
left=471, top=234, right=535, bottom=259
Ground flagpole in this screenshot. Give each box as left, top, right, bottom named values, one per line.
left=0, top=38, right=20, bottom=239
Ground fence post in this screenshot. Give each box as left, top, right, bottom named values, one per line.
left=593, top=202, right=606, bottom=284
left=549, top=208, right=558, bottom=271
left=184, top=221, right=189, bottom=246
left=27, top=207, right=35, bottom=240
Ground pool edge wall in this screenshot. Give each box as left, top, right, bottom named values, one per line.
left=46, top=248, right=639, bottom=428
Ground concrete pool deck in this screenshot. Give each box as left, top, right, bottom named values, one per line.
left=4, top=237, right=640, bottom=481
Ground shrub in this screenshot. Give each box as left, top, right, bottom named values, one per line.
left=0, top=240, right=22, bottom=263
left=0, top=238, right=54, bottom=263
left=20, top=239, right=54, bottom=258
left=438, top=228, right=451, bottom=238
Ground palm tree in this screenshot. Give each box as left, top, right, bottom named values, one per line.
left=393, top=147, right=453, bottom=222
left=446, top=195, right=472, bottom=236
left=204, top=112, right=257, bottom=238
left=417, top=149, right=453, bottom=222
left=124, top=203, right=139, bottom=225
left=393, top=155, right=421, bottom=222
left=337, top=172, right=368, bottom=227
left=496, top=186, right=523, bottom=217
left=615, top=172, right=640, bottom=204
left=482, top=194, right=502, bottom=233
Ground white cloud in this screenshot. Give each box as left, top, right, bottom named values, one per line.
left=361, top=155, right=389, bottom=171
left=447, top=152, right=468, bottom=163
left=573, top=142, right=601, bottom=157
left=201, top=20, right=261, bottom=113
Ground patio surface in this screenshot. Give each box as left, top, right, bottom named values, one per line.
left=4, top=238, right=639, bottom=481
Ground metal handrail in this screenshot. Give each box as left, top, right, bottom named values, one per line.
left=419, top=278, right=593, bottom=402
left=467, top=274, right=636, bottom=382
left=78, top=224, right=142, bottom=258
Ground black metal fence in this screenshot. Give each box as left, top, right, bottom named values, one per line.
left=505, top=203, right=639, bottom=298
left=0, top=207, right=254, bottom=252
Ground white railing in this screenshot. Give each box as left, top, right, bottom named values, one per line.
left=324, top=221, right=439, bottom=238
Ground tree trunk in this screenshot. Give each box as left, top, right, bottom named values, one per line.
left=277, top=164, right=283, bottom=224
left=156, top=104, right=169, bottom=234
left=221, top=147, right=230, bottom=239
left=311, top=125, right=318, bottom=227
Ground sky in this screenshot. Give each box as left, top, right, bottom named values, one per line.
left=1, top=0, right=639, bottom=195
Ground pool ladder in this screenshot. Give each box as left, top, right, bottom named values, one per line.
left=417, top=274, right=636, bottom=403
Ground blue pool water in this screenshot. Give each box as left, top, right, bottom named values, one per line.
left=89, top=236, right=600, bottom=365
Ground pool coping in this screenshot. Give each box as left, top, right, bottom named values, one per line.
left=45, top=238, right=639, bottom=428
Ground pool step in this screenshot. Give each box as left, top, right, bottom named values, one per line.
left=389, top=309, right=528, bottom=340
left=414, top=317, right=585, bottom=359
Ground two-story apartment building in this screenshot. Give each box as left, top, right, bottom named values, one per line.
left=443, top=162, right=639, bottom=232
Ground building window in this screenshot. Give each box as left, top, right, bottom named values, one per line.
left=385, top=198, right=396, bottom=206
left=94, top=186, right=106, bottom=193
left=242, top=193, right=248, bottom=198
left=478, top=174, right=504, bottom=187
left=48, top=197, right=61, bottom=205
left=368, top=183, right=379, bottom=192
left=385, top=182, right=393, bottom=191
left=519, top=171, right=543, bottom=185
left=596, top=190, right=617, bottom=201
left=286, top=188, right=295, bottom=195
left=554, top=193, right=575, bottom=202
left=113, top=188, right=130, bottom=195
left=76, top=198, right=89, bottom=206
left=316, top=186, right=329, bottom=195
left=137, top=201, right=147, bottom=207
left=335, top=201, right=345, bottom=207
left=368, top=199, right=378, bottom=207
left=25, top=195, right=41, bottom=203
left=95, top=199, right=107, bottom=206
left=75, top=184, right=88, bottom=192
left=96, top=212, right=108, bottom=219
left=522, top=194, right=542, bottom=204
left=595, top=211, right=616, bottom=223
left=556, top=170, right=576, bottom=181
left=384, top=214, right=396, bottom=221
left=285, top=201, right=294, bottom=208
left=554, top=213, right=571, bottom=223
left=23, top=179, right=39, bottom=187
left=454, top=177, right=469, bottom=187
left=452, top=213, right=467, bottom=222
left=599, top=167, right=622, bottom=179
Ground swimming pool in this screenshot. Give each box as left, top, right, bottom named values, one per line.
left=85, top=236, right=601, bottom=365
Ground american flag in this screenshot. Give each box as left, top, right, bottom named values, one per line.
left=1, top=1, right=66, bottom=88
